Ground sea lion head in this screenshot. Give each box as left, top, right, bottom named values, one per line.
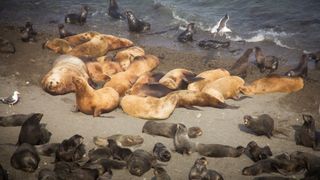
left=243, top=115, right=253, bottom=126
left=188, top=126, right=203, bottom=138
left=247, top=141, right=258, bottom=149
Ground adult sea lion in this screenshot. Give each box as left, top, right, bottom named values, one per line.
left=246, top=141, right=272, bottom=162
left=127, top=149, right=157, bottom=176
left=43, top=38, right=72, bottom=54
left=254, top=47, right=279, bottom=73
left=230, top=48, right=253, bottom=78
left=72, top=76, right=120, bottom=117
left=85, top=60, right=123, bottom=83
left=196, top=143, right=244, bottom=158
left=125, top=11, right=150, bottom=33
left=64, top=31, right=100, bottom=47
left=240, top=75, right=304, bottom=95
left=177, top=23, right=195, bottom=43
left=125, top=55, right=160, bottom=76
left=103, top=71, right=138, bottom=96
left=159, top=69, right=201, bottom=90
left=153, top=142, right=171, bottom=162
left=11, top=143, right=40, bottom=172
left=65, top=5, right=89, bottom=25
left=114, top=46, right=145, bottom=70
left=285, top=54, right=308, bottom=78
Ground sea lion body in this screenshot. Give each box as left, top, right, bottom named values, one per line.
left=187, top=68, right=230, bottom=92
left=0, top=37, right=15, bottom=54
left=64, top=31, right=100, bottom=47
left=38, top=168, right=57, bottom=180
left=309, top=51, right=320, bottom=64
left=174, top=123, right=195, bottom=155
left=294, top=114, right=316, bottom=148
left=285, top=54, right=308, bottom=78
left=35, top=143, right=60, bottom=156
left=196, top=143, right=244, bottom=158
left=125, top=11, right=150, bottom=33
left=11, top=143, right=40, bottom=172
left=55, top=134, right=86, bottom=162
left=72, top=77, right=120, bottom=117
left=120, top=94, right=179, bottom=120
left=246, top=141, right=272, bottom=162
left=93, top=134, right=144, bottom=147
left=240, top=75, right=304, bottom=95
left=177, top=23, right=195, bottom=43
left=65, top=6, right=88, bottom=25
left=20, top=22, right=37, bottom=42
left=108, top=0, right=125, bottom=19
left=243, top=114, right=274, bottom=138
left=242, top=158, right=279, bottom=176
left=114, top=46, right=145, bottom=70
left=103, top=71, right=138, bottom=96
left=290, top=151, right=320, bottom=178
left=254, top=47, right=279, bottom=73
left=86, top=60, right=123, bottom=83
left=88, top=147, right=112, bottom=163
left=153, top=142, right=171, bottom=162
left=142, top=121, right=177, bottom=138
left=230, top=48, right=253, bottom=78
left=159, top=69, right=199, bottom=90
left=0, top=113, right=38, bottom=127
left=43, top=38, right=72, bottom=54
left=127, top=149, right=156, bottom=176
left=125, top=55, right=160, bottom=76
left=107, top=139, right=132, bottom=161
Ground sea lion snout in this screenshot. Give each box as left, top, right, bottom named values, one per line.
left=243, top=115, right=252, bottom=125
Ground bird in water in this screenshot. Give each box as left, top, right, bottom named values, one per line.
left=1, top=91, right=20, bottom=106
left=211, top=14, right=231, bottom=37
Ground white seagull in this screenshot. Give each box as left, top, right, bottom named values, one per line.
left=211, top=13, right=231, bottom=36
left=1, top=91, right=20, bottom=106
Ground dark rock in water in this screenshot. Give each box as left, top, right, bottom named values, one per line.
left=55, top=134, right=86, bottom=162
left=153, top=142, right=171, bottom=162
left=198, top=40, right=230, bottom=49
left=127, top=149, right=156, bottom=176
left=10, top=143, right=40, bottom=172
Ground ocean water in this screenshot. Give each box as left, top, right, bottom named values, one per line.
left=0, top=0, right=320, bottom=51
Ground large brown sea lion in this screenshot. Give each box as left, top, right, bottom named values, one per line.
left=43, top=38, right=72, bottom=54
left=41, top=55, right=89, bottom=95
left=72, top=77, right=120, bottom=117
left=86, top=60, right=123, bottom=83
left=64, top=31, right=100, bottom=46
left=240, top=75, right=304, bottom=95
left=114, top=46, right=145, bottom=70
left=103, top=71, right=138, bottom=96
left=120, top=94, right=179, bottom=120
left=159, top=69, right=201, bottom=90
left=125, top=54, right=160, bottom=76
left=187, top=68, right=230, bottom=92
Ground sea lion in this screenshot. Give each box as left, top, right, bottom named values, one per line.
left=120, top=94, right=179, bottom=120
left=196, top=143, right=244, bottom=158
left=10, top=143, right=40, bottom=172
left=43, top=38, right=72, bottom=54
left=65, top=5, right=89, bottom=25
left=55, top=134, right=86, bottom=162
left=152, top=166, right=171, bottom=180
left=114, top=46, right=145, bottom=70
left=20, top=22, right=37, bottom=42
left=67, top=34, right=134, bottom=58
left=85, top=60, right=123, bottom=83
left=254, top=47, right=279, bottom=73
left=103, top=71, right=138, bottom=96
left=0, top=164, right=8, bottom=180
left=189, top=157, right=224, bottom=180
left=108, top=0, right=125, bottom=19
left=58, top=24, right=75, bottom=38
left=159, top=69, right=201, bottom=90
left=38, top=168, right=57, bottom=180
left=201, top=76, right=245, bottom=102
left=53, top=161, right=79, bottom=180
left=64, top=31, right=100, bottom=47
left=198, top=40, right=230, bottom=49
left=187, top=127, right=203, bottom=138
left=127, top=149, right=157, bottom=176
left=41, top=55, right=90, bottom=95
left=290, top=151, right=320, bottom=178
left=125, top=11, right=150, bottom=33
left=153, top=142, right=171, bottom=162
left=177, top=23, right=195, bottom=43
left=174, top=123, right=195, bottom=155
left=243, top=114, right=274, bottom=138
left=285, top=54, right=308, bottom=78
left=294, top=114, right=316, bottom=149
left=187, top=68, right=230, bottom=92
left=246, top=141, right=272, bottom=162
left=230, top=48, right=253, bottom=78
left=87, top=147, right=112, bottom=163
left=0, top=37, right=15, bottom=54
left=93, top=134, right=144, bottom=147
left=240, top=75, right=304, bottom=95
left=107, top=139, right=132, bottom=161
left=0, top=113, right=39, bottom=127
left=35, top=143, right=60, bottom=156
left=72, top=76, right=120, bottom=117
left=309, top=51, right=320, bottom=64
left=17, top=113, right=52, bottom=145
left=125, top=55, right=160, bottom=76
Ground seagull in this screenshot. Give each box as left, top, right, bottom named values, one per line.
left=211, top=14, right=231, bottom=37
left=1, top=91, right=20, bottom=106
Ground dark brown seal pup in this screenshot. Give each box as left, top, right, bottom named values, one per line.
left=178, top=23, right=195, bottom=43
left=17, top=113, right=52, bottom=145
left=93, top=134, right=144, bottom=147
left=11, top=143, right=40, bottom=172
left=55, top=134, right=86, bottom=162
left=187, top=127, right=203, bottom=138
left=285, top=54, right=308, bottom=78
left=0, top=37, right=15, bottom=54
left=153, top=142, right=171, bottom=162
left=309, top=51, right=320, bottom=64
left=254, top=47, right=279, bottom=73
left=174, top=123, right=195, bottom=155
left=246, top=141, right=272, bottom=162
left=0, top=164, right=8, bottom=180
left=243, top=114, right=274, bottom=138
left=0, top=113, right=39, bottom=127
left=189, top=157, right=224, bottom=180
left=294, top=114, right=316, bottom=149
left=152, top=166, right=171, bottom=180
left=196, top=143, right=244, bottom=158
left=127, top=149, right=157, bottom=176
left=107, top=139, right=132, bottom=161
left=198, top=40, right=230, bottom=49
left=125, top=11, right=150, bottom=33
left=58, top=24, right=75, bottom=38
left=20, top=22, right=37, bottom=42
left=108, top=0, right=125, bottom=19
left=65, top=5, right=88, bottom=25
left=230, top=48, right=253, bottom=78
left=290, top=151, right=320, bottom=178
left=87, top=147, right=112, bottom=163
left=35, top=143, right=60, bottom=156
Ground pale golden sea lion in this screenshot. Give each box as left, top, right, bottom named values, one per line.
left=240, top=75, right=304, bottom=95
left=120, top=94, right=179, bottom=120
left=159, top=69, right=200, bottom=90
left=43, top=38, right=72, bottom=54
left=86, top=60, right=123, bottom=83
left=72, top=76, right=120, bottom=117
left=202, top=76, right=245, bottom=101
left=103, top=71, right=138, bottom=96
left=187, top=68, right=230, bottom=92
left=114, top=46, right=145, bottom=70
left=41, top=55, right=89, bottom=95
left=64, top=31, right=100, bottom=46
left=125, top=54, right=160, bottom=76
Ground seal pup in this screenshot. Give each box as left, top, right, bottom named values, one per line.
left=254, top=47, right=279, bottom=73
left=246, top=141, right=272, bottom=162
left=127, top=149, right=157, bottom=176
left=290, top=151, right=320, bottom=178
left=120, top=94, right=179, bottom=120
left=55, top=134, right=86, bottom=162
left=243, top=114, right=274, bottom=138
left=159, top=69, right=202, bottom=90
left=152, top=166, right=171, bottom=180
left=125, top=11, right=151, bottom=33
left=253, top=176, right=295, bottom=180
left=294, top=114, right=316, bottom=149
left=189, top=157, right=224, bottom=180
left=187, top=127, right=203, bottom=138
left=87, top=147, right=112, bottom=163
left=93, top=134, right=144, bottom=147
left=38, top=168, right=57, bottom=180
left=108, top=0, right=125, bottom=19
left=230, top=48, right=253, bottom=78
left=58, top=24, right=75, bottom=38
left=211, top=14, right=231, bottom=36
left=240, top=75, right=304, bottom=95
left=153, top=142, right=171, bottom=162
left=309, top=51, right=320, bottom=64
left=20, top=22, right=37, bottom=42
left=142, top=121, right=177, bottom=138
left=113, top=46, right=145, bottom=70
left=17, top=113, right=52, bottom=145
left=0, top=37, right=15, bottom=54
left=65, top=5, right=89, bottom=25
left=198, top=40, right=230, bottom=49
left=0, top=113, right=41, bottom=127
left=0, top=164, right=8, bottom=180
left=72, top=76, right=120, bottom=117
left=1, top=90, right=20, bottom=106
left=10, top=143, right=40, bottom=172
left=177, top=23, right=195, bottom=43
left=34, top=143, right=60, bottom=156
left=174, top=123, right=195, bottom=155
left=285, top=54, right=308, bottom=78
left=196, top=143, right=244, bottom=158
left=107, top=139, right=132, bottom=161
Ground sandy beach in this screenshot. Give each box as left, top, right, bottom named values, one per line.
left=0, top=23, right=320, bottom=180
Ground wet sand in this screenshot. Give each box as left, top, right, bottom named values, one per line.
left=0, top=24, right=320, bottom=180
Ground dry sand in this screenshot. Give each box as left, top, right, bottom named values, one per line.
left=0, top=25, right=320, bottom=180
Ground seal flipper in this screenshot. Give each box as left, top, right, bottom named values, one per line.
left=215, top=101, right=239, bottom=109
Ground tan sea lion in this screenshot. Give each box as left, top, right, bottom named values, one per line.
left=43, top=38, right=72, bottom=54
left=201, top=76, right=245, bottom=101
left=240, top=75, right=304, bottom=95
left=187, top=68, right=230, bottom=92
left=86, top=60, right=123, bottom=83
left=72, top=76, right=120, bottom=117
left=103, top=71, right=138, bottom=96
left=114, top=46, right=145, bottom=70
left=120, top=94, right=179, bottom=120
left=125, top=54, right=160, bottom=76
left=64, top=31, right=100, bottom=46
left=159, top=69, right=201, bottom=90
left=41, top=55, right=89, bottom=95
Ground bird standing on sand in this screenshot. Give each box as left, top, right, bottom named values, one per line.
left=1, top=91, right=20, bottom=106
left=211, top=14, right=231, bottom=37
